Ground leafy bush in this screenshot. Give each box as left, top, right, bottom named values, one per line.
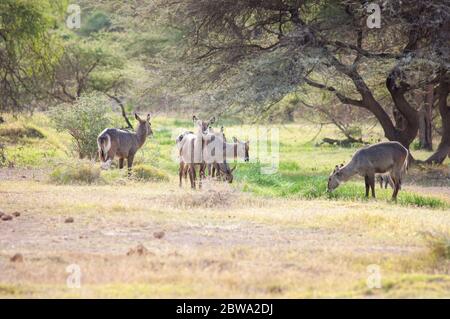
left=49, top=93, right=119, bottom=159
left=132, top=164, right=169, bottom=182
left=0, top=125, right=44, bottom=142
left=79, top=11, right=111, bottom=36
left=50, top=161, right=102, bottom=185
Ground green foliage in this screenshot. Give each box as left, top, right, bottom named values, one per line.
left=79, top=11, right=111, bottom=36
left=53, top=39, right=127, bottom=99
left=50, top=160, right=102, bottom=184
left=0, top=0, right=66, bottom=112
left=0, top=125, right=44, bottom=143
left=132, top=164, right=170, bottom=182
left=49, top=93, right=119, bottom=159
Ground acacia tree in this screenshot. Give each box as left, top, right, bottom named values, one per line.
left=0, top=0, right=65, bottom=113
left=158, top=0, right=449, bottom=154
left=50, top=39, right=134, bottom=128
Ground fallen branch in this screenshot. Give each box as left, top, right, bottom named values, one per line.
left=321, top=137, right=368, bottom=147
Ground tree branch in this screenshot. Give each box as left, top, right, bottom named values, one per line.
left=303, top=77, right=364, bottom=107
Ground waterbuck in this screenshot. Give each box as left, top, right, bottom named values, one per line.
left=97, top=113, right=153, bottom=172
left=376, top=173, right=394, bottom=189
left=209, top=135, right=249, bottom=179
left=327, top=141, right=408, bottom=200
left=177, top=116, right=215, bottom=188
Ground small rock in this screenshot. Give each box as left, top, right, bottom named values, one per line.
left=1, top=214, right=13, bottom=221
left=12, top=212, right=20, bottom=217
left=10, top=253, right=23, bottom=263
left=64, top=217, right=74, bottom=223
left=153, top=231, right=165, bottom=239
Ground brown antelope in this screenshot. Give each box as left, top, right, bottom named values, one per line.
left=97, top=113, right=153, bottom=172
left=376, top=173, right=394, bottom=189
left=327, top=141, right=408, bottom=200
left=206, top=126, right=225, bottom=178
left=201, top=128, right=247, bottom=181
left=177, top=116, right=215, bottom=189
left=210, top=135, right=249, bottom=179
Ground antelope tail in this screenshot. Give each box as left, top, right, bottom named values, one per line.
left=97, top=133, right=111, bottom=162
left=398, top=149, right=409, bottom=190
left=402, top=150, right=409, bottom=174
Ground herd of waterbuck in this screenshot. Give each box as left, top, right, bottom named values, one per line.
left=97, top=114, right=409, bottom=200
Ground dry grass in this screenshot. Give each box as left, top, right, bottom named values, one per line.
left=0, top=176, right=449, bottom=298
left=0, top=114, right=449, bottom=298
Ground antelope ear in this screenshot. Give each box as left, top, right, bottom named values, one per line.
left=232, top=136, right=238, bottom=143
left=135, top=113, right=141, bottom=121
left=146, top=113, right=151, bottom=121
left=340, top=163, right=344, bottom=167
left=192, top=115, right=198, bottom=123
left=220, top=126, right=224, bottom=133
left=209, top=116, right=216, bottom=124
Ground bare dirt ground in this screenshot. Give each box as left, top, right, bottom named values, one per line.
left=0, top=169, right=449, bottom=298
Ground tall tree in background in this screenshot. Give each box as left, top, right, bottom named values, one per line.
left=0, top=0, right=66, bottom=113
left=159, top=0, right=449, bottom=154
left=426, top=70, right=449, bottom=164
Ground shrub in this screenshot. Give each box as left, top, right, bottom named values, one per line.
left=49, top=93, right=119, bottom=159
left=0, top=125, right=44, bottom=142
left=79, top=11, right=111, bottom=36
left=132, top=164, right=169, bottom=182
left=421, top=231, right=450, bottom=261
left=50, top=161, right=102, bottom=185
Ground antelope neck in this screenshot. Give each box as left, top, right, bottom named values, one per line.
left=136, top=124, right=147, bottom=146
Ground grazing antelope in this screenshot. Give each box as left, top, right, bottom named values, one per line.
left=177, top=116, right=215, bottom=189
left=210, top=135, right=249, bottom=178
left=97, top=113, right=153, bottom=172
left=202, top=129, right=248, bottom=180
left=327, top=141, right=408, bottom=200
left=376, top=173, right=394, bottom=189
left=206, top=126, right=225, bottom=178
left=213, top=161, right=236, bottom=183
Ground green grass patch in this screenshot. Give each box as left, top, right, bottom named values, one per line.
left=235, top=162, right=449, bottom=209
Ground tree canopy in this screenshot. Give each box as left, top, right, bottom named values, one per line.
left=0, top=0, right=66, bottom=112
left=158, top=0, right=449, bottom=156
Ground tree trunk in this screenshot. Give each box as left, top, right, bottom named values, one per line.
left=426, top=74, right=449, bottom=164
left=385, top=70, right=419, bottom=149
left=417, top=85, right=433, bottom=150
left=308, top=55, right=419, bottom=151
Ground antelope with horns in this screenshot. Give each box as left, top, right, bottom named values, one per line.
left=177, top=115, right=215, bottom=189
left=327, top=141, right=408, bottom=200
left=97, top=113, right=153, bottom=173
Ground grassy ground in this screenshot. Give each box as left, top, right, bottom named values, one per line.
left=0, top=114, right=449, bottom=298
